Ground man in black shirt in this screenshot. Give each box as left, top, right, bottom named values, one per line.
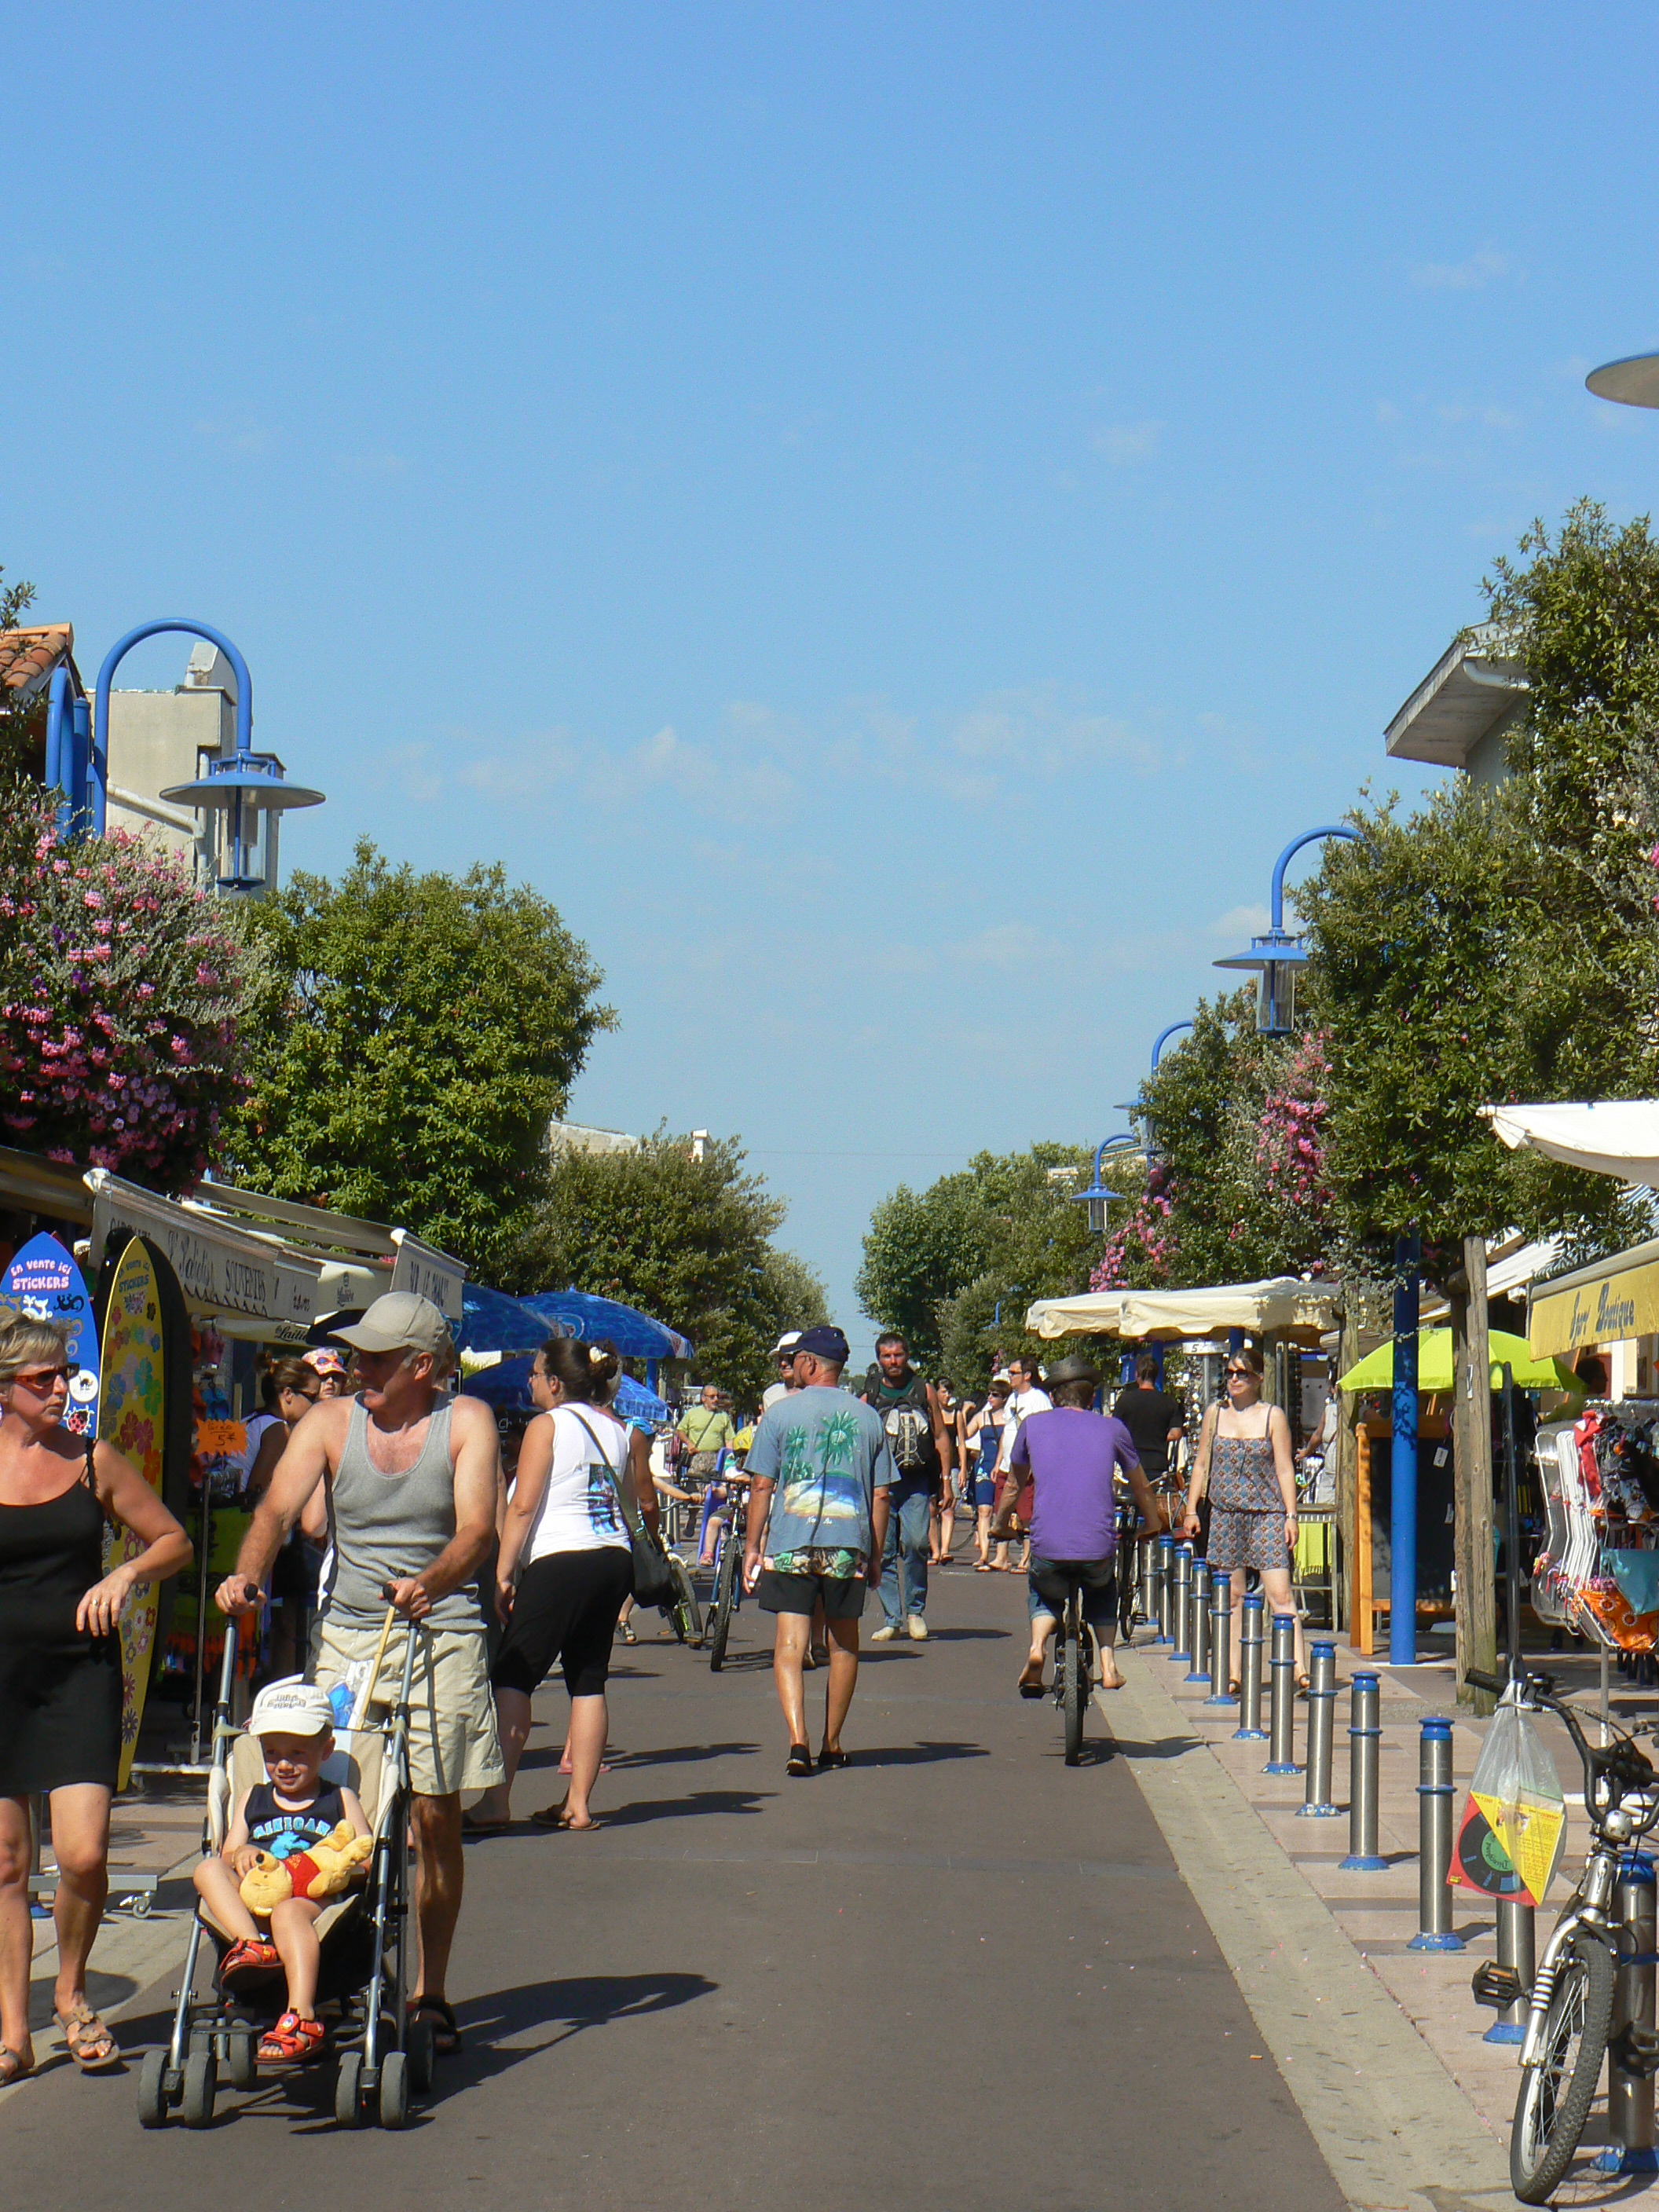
left=1111, top=1353, right=1185, bottom=1481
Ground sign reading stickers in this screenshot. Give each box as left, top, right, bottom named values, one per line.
left=390, top=1229, right=464, bottom=1322
left=2, top=1232, right=101, bottom=1434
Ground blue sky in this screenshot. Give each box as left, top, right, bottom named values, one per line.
left=14, top=4, right=1659, bottom=1364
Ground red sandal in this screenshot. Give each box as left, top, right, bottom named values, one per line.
left=257, top=2011, right=327, bottom=2064
left=220, top=1936, right=280, bottom=1989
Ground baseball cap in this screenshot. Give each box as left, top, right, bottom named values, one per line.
left=795, top=1324, right=851, bottom=1364
left=331, top=1291, right=451, bottom=1358
left=771, top=1330, right=802, bottom=1358
left=247, top=1679, right=335, bottom=1740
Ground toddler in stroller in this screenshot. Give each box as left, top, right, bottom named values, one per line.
left=192, top=1679, right=370, bottom=2064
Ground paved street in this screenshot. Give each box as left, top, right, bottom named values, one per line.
left=5, top=1568, right=1344, bottom=2211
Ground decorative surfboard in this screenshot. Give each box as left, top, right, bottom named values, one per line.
left=98, top=1238, right=167, bottom=1790
left=2, top=1232, right=100, bottom=1437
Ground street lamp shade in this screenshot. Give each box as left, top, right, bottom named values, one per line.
left=1587, top=353, right=1659, bottom=409
left=1213, top=931, right=1307, bottom=1037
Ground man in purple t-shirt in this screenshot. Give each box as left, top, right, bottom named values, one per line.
left=994, top=1357, right=1159, bottom=1697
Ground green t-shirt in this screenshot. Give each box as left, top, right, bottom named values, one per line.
left=679, top=1406, right=734, bottom=1456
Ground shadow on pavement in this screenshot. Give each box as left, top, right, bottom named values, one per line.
left=1104, top=1733, right=1205, bottom=1762
left=591, top=1787, right=775, bottom=1828
left=604, top=1741, right=760, bottom=1769
left=851, top=1740, right=988, bottom=1767
left=918, top=1628, right=1008, bottom=1643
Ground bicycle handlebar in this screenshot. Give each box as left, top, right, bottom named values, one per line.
left=1464, top=1662, right=1657, bottom=1818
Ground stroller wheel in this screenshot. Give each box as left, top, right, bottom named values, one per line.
left=335, top=2050, right=364, bottom=2129
left=406, top=2017, right=435, bottom=2094
left=379, top=2049, right=409, bottom=2130
left=181, top=2049, right=217, bottom=2129
left=137, top=2048, right=170, bottom=2129
left=226, top=2028, right=258, bottom=2091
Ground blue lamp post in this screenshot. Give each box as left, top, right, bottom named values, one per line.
left=86, top=619, right=323, bottom=889
left=1071, top=1135, right=1138, bottom=1236
left=44, top=661, right=93, bottom=839
left=1152, top=1020, right=1193, bottom=1069
left=1212, top=825, right=1361, bottom=1036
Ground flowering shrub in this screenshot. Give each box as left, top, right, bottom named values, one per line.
left=0, top=780, right=247, bottom=1188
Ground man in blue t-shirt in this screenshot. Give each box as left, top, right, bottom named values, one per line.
left=996, top=1356, right=1159, bottom=1698
left=742, top=1325, right=895, bottom=1778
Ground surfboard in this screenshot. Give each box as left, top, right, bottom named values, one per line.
left=97, top=1238, right=167, bottom=1790
left=2, top=1231, right=100, bottom=1437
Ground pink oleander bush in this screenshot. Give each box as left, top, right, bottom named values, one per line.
left=0, top=780, right=247, bottom=1189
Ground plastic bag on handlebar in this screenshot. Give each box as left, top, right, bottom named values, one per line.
left=1451, top=1683, right=1567, bottom=1908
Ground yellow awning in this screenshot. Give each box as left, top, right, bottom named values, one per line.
left=1528, top=1235, right=1659, bottom=1357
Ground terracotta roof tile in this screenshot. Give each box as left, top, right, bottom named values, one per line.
left=0, top=624, right=74, bottom=699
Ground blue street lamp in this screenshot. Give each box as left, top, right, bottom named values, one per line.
left=1213, top=825, right=1361, bottom=1035
left=1115, top=1020, right=1195, bottom=1121
left=43, top=661, right=93, bottom=839
left=1071, top=1136, right=1137, bottom=1236
left=83, top=619, right=324, bottom=889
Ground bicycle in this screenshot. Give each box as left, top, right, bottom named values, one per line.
left=705, top=1477, right=751, bottom=1672
left=1049, top=1569, right=1102, bottom=1767
left=1466, top=1663, right=1659, bottom=2203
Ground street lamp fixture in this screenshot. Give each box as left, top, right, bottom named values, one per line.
left=1587, top=353, right=1659, bottom=408
left=1213, top=825, right=1360, bottom=1035
left=1071, top=1136, right=1137, bottom=1236
left=1114, top=1020, right=1196, bottom=1119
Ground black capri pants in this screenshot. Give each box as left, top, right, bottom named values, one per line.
left=492, top=1547, right=634, bottom=1699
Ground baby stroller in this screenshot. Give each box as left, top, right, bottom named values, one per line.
left=138, top=1607, right=436, bottom=2131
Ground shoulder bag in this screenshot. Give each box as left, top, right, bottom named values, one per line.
left=570, top=1410, right=676, bottom=1609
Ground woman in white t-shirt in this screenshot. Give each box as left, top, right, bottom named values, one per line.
left=469, top=1338, right=654, bottom=1833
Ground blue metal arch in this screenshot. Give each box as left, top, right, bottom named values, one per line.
left=91, top=618, right=254, bottom=835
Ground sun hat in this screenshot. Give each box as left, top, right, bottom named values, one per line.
left=331, top=1291, right=450, bottom=1357
left=1044, top=1355, right=1101, bottom=1393
left=247, top=1680, right=335, bottom=1740
left=303, top=1346, right=346, bottom=1375
left=771, top=1330, right=802, bottom=1358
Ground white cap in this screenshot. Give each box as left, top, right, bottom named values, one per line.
left=771, top=1330, right=802, bottom=1357
left=247, top=1679, right=335, bottom=1739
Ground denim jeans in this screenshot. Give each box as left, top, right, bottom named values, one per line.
left=879, top=1475, right=934, bottom=1627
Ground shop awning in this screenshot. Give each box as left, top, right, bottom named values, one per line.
left=1026, top=1276, right=1342, bottom=1342
left=86, top=1170, right=324, bottom=1343
left=1484, top=1101, right=1659, bottom=1188
left=0, top=1144, right=94, bottom=1225
left=184, top=1181, right=466, bottom=1323
left=1527, top=1236, right=1659, bottom=1357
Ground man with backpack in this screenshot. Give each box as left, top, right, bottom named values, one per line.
left=861, top=1333, right=954, bottom=1642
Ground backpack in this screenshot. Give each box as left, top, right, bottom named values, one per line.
left=872, top=1375, right=935, bottom=1472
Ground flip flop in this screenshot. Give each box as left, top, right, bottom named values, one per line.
left=817, top=1746, right=849, bottom=1769
left=530, top=1804, right=599, bottom=1831
left=53, top=2005, right=120, bottom=2074
left=408, top=1997, right=462, bottom=2055
left=461, top=1809, right=511, bottom=1834
left=786, top=1744, right=814, bottom=1778
left=1016, top=1664, right=1046, bottom=1700
left=0, top=2045, right=33, bottom=2086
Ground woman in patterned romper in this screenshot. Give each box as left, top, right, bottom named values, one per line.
left=1180, top=1345, right=1304, bottom=1687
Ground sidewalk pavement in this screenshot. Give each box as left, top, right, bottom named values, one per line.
left=1108, top=1612, right=1658, bottom=2202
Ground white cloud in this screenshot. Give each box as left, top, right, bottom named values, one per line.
left=949, top=686, right=1159, bottom=778
left=1411, top=249, right=1511, bottom=291
left=1210, top=903, right=1269, bottom=940
left=627, top=722, right=794, bottom=817
left=1092, top=419, right=1163, bottom=464
left=949, top=921, right=1067, bottom=969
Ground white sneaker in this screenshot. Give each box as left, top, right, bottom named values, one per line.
left=870, top=1624, right=903, bottom=1643
left=906, top=1615, right=929, bottom=1642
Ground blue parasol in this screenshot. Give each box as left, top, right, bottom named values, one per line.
left=522, top=1287, right=693, bottom=1362
left=456, top=1283, right=574, bottom=1357
left=462, top=1354, right=669, bottom=1429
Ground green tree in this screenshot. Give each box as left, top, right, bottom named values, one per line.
left=507, top=1130, right=826, bottom=1405
left=857, top=1143, right=1097, bottom=1376
left=225, top=840, right=613, bottom=1279
left=0, top=564, right=42, bottom=778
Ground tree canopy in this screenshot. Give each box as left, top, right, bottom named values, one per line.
left=225, top=840, right=613, bottom=1280
left=507, top=1130, right=826, bottom=1404
left=858, top=1143, right=1097, bottom=1381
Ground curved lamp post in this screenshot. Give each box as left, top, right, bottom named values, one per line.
left=90, top=619, right=324, bottom=890
left=1213, top=825, right=1361, bottom=1036
left=1152, top=1020, right=1193, bottom=1068
left=1071, top=1136, right=1138, bottom=1236
left=44, top=662, right=93, bottom=839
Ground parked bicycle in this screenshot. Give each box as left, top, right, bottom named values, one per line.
left=705, top=1474, right=753, bottom=1672
left=1466, top=1663, right=1659, bottom=2203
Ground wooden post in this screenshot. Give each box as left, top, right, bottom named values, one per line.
left=1454, top=1234, right=1497, bottom=1714
left=1335, top=1300, right=1361, bottom=1639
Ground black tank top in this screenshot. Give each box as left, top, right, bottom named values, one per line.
left=0, top=1444, right=109, bottom=1652
left=242, top=1780, right=348, bottom=1859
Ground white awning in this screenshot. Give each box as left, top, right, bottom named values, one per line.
left=1484, top=1101, right=1659, bottom=1187
left=1027, top=1276, right=1342, bottom=1342
left=86, top=1170, right=322, bottom=1339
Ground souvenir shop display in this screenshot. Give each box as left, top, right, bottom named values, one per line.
left=1531, top=1401, right=1659, bottom=1651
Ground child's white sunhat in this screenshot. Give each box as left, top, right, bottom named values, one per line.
left=247, top=1679, right=335, bottom=1739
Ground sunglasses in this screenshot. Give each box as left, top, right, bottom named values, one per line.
left=13, top=1364, right=71, bottom=1391
left=1225, top=1367, right=1254, bottom=1380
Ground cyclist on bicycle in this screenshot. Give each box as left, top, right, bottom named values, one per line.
left=991, top=1356, right=1159, bottom=1697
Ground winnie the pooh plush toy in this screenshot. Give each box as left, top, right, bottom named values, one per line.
left=239, top=1819, right=373, bottom=1917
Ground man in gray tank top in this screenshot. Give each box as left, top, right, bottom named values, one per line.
left=218, top=1292, right=504, bottom=2059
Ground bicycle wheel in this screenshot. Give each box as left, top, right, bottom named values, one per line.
left=668, top=1552, right=703, bottom=1645
left=1063, top=1606, right=1086, bottom=1766
left=1511, top=1928, right=1616, bottom=2203
left=1118, top=1534, right=1137, bottom=1645
left=708, top=1539, right=739, bottom=1672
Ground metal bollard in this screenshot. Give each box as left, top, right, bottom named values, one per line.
left=1297, top=1640, right=1341, bottom=1817
left=1339, top=1673, right=1386, bottom=1868
left=1170, top=1544, right=1193, bottom=1664
left=1406, top=1718, right=1464, bottom=1950
left=1596, top=1856, right=1659, bottom=2171
left=1153, top=1534, right=1174, bottom=1644
left=1203, top=1572, right=1233, bottom=1706
left=1235, top=1593, right=1268, bottom=1739
left=1483, top=1894, right=1536, bottom=2046
left=1264, top=1613, right=1299, bottom=1774
left=1186, top=1559, right=1212, bottom=1685
left=1137, top=1533, right=1157, bottom=1629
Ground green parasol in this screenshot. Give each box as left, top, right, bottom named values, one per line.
left=1338, top=1328, right=1580, bottom=1394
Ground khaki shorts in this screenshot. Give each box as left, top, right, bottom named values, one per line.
left=314, top=1616, right=504, bottom=1796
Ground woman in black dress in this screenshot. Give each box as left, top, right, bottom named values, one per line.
left=0, top=1313, right=192, bottom=2085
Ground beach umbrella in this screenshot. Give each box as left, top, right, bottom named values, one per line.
left=1338, top=1328, right=1577, bottom=1394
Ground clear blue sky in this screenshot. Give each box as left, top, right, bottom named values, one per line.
left=15, top=5, right=1659, bottom=1364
